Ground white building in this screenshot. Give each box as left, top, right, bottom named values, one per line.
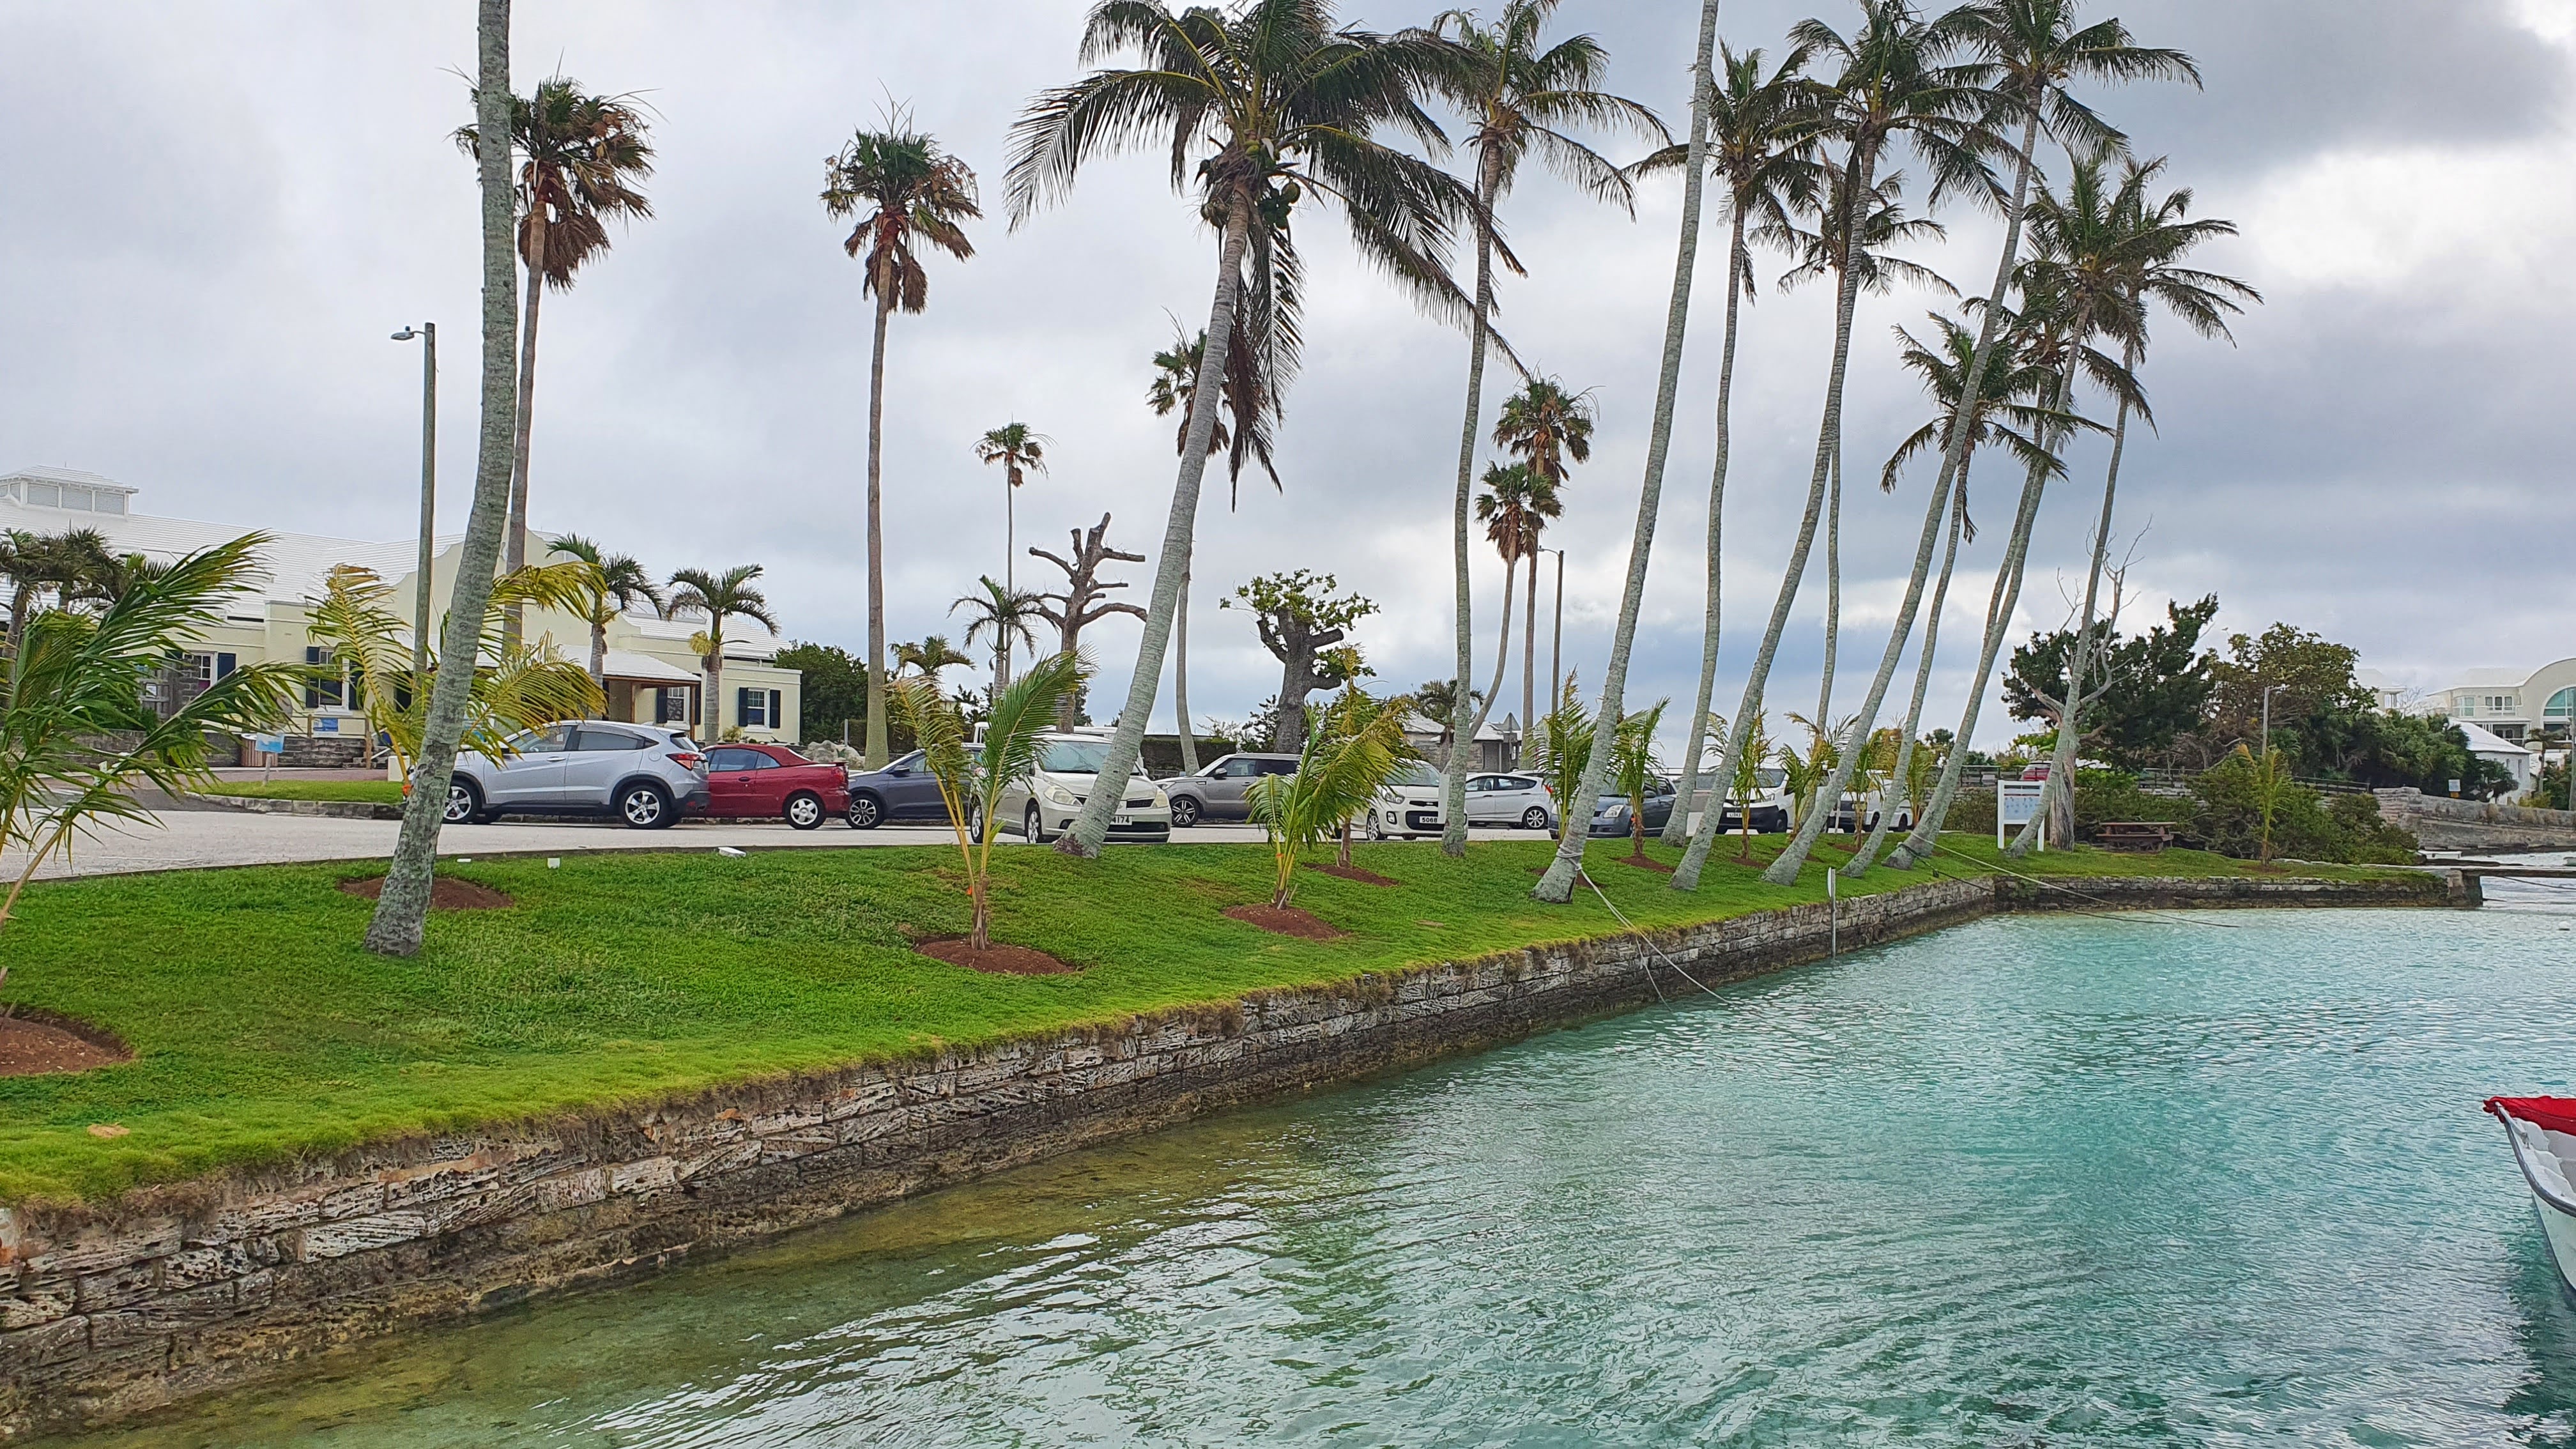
left=2422, top=658, right=2576, bottom=745
left=1, top=465, right=802, bottom=746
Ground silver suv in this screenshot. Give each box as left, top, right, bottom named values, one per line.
left=1160, top=752, right=1300, bottom=827
left=443, top=722, right=710, bottom=829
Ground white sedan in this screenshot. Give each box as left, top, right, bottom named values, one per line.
left=1465, top=771, right=1556, bottom=830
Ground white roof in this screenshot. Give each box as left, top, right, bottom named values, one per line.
left=2447, top=668, right=2529, bottom=689
left=7, top=464, right=132, bottom=493
left=602, top=648, right=697, bottom=684
left=0, top=477, right=444, bottom=606
left=2456, top=720, right=2533, bottom=756
left=627, top=611, right=783, bottom=660
left=1395, top=707, right=1515, bottom=743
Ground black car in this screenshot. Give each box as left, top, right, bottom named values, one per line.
left=843, top=749, right=951, bottom=829
left=1588, top=777, right=1679, bottom=838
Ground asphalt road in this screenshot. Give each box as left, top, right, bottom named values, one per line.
left=8, top=806, right=1545, bottom=883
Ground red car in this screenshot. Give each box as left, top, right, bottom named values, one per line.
left=700, top=743, right=850, bottom=829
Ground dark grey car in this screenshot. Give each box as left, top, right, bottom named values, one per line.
left=445, top=722, right=709, bottom=829
left=1161, top=753, right=1300, bottom=827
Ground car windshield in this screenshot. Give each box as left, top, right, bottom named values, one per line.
left=1391, top=762, right=1442, bottom=788
left=1756, top=768, right=1786, bottom=789
left=1037, top=740, right=1141, bottom=776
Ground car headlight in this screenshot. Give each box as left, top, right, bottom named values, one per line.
left=1041, top=783, right=1077, bottom=807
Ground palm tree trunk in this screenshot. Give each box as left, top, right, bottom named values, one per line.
left=502, top=238, right=543, bottom=651
left=1818, top=439, right=1841, bottom=725
left=1002, top=481, right=1016, bottom=689
left=969, top=880, right=990, bottom=953
left=1059, top=201, right=1253, bottom=855
left=1440, top=151, right=1505, bottom=858
left=1846, top=461, right=1966, bottom=876
left=705, top=632, right=725, bottom=739
left=1521, top=543, right=1538, bottom=760
left=1482, top=559, right=1518, bottom=751
left=862, top=289, right=894, bottom=768
left=1534, top=0, right=1719, bottom=905
left=367, top=0, right=518, bottom=958
left=2021, top=342, right=2140, bottom=855
left=1672, top=138, right=1878, bottom=892
left=588, top=616, right=608, bottom=689
left=1174, top=560, right=1198, bottom=771
left=1664, top=210, right=1746, bottom=848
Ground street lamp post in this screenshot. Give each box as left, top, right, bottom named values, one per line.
left=1544, top=547, right=1567, bottom=705
left=2260, top=683, right=2285, bottom=760
left=391, top=325, right=436, bottom=680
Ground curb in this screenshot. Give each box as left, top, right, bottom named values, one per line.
left=181, top=790, right=403, bottom=822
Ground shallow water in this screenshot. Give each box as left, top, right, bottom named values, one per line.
left=59, top=906, right=2576, bottom=1446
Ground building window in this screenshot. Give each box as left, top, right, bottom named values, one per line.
left=305, top=647, right=344, bottom=708
left=2456, top=693, right=2475, bottom=717
left=2548, top=688, right=2575, bottom=721
left=2488, top=695, right=2517, bottom=714
left=737, top=687, right=782, bottom=730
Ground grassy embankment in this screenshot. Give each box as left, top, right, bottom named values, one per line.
left=0, top=834, right=2411, bottom=1204
left=197, top=780, right=404, bottom=804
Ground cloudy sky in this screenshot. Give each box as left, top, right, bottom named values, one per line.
left=3, top=0, right=2570, bottom=749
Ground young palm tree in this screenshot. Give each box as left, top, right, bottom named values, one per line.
left=1248, top=687, right=1414, bottom=908
left=1148, top=326, right=1279, bottom=770
left=0, top=527, right=116, bottom=658
left=1670, top=0, right=1997, bottom=893
left=2017, top=155, right=2253, bottom=850
left=1424, top=0, right=1664, bottom=859
left=823, top=123, right=979, bottom=767
left=1625, top=47, right=1827, bottom=845
left=1529, top=0, right=1721, bottom=905
left=1008, top=0, right=1480, bottom=855
left=665, top=565, right=779, bottom=739
left=546, top=533, right=664, bottom=689
left=370, top=0, right=529, bottom=958
left=894, top=634, right=976, bottom=678
left=1492, top=377, right=1589, bottom=742
left=453, top=75, right=654, bottom=641
left=1531, top=673, right=1596, bottom=859
left=1727, top=709, right=1774, bottom=862
left=888, top=650, right=1089, bottom=951
left=1606, top=698, right=1667, bottom=861
left=952, top=574, right=1046, bottom=696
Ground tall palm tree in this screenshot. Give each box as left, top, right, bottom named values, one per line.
left=973, top=422, right=1050, bottom=596
left=1637, top=44, right=1827, bottom=847
left=370, top=0, right=525, bottom=958
left=454, top=75, right=654, bottom=645
left=1008, top=0, right=1479, bottom=856
left=665, top=565, right=779, bottom=739
left=2016, top=155, right=2253, bottom=849
left=1673, top=0, right=1997, bottom=893
left=1531, top=0, right=1721, bottom=905
left=1875, top=0, right=2200, bottom=870
left=1490, top=377, right=1588, bottom=746
left=1471, top=461, right=1545, bottom=741
left=1424, top=0, right=1664, bottom=858
left=953, top=574, right=1047, bottom=696
left=823, top=122, right=980, bottom=768
left=1149, top=325, right=1279, bottom=772
left=548, top=533, right=664, bottom=689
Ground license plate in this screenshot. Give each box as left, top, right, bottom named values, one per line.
left=1114, top=814, right=1132, bottom=825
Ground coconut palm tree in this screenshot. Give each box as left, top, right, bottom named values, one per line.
left=1528, top=0, right=1722, bottom=904
left=894, top=634, right=976, bottom=679
left=546, top=533, right=664, bottom=689
left=1606, top=698, right=1667, bottom=861
left=1423, top=0, right=1665, bottom=858
left=665, top=565, right=779, bottom=740
left=973, top=422, right=1050, bottom=596
left=1148, top=326, right=1279, bottom=770
left=1666, top=0, right=1995, bottom=893
left=952, top=574, right=1046, bottom=696
left=888, top=650, right=1089, bottom=951
left=371, top=0, right=528, bottom=957
left=453, top=75, right=654, bottom=643
left=1008, top=0, right=1481, bottom=855
left=1471, top=461, right=1541, bottom=740
left=0, top=527, right=116, bottom=657
left=1248, top=685, right=1414, bottom=907
left=2016, top=155, right=2253, bottom=850
left=823, top=122, right=980, bottom=768
left=1491, top=376, right=1589, bottom=742
left=1634, top=44, right=1827, bottom=847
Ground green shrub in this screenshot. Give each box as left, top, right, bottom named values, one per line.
left=2189, top=755, right=2416, bottom=863
left=2073, top=769, right=2191, bottom=840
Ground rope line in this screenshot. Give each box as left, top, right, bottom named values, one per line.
left=1922, top=839, right=2245, bottom=929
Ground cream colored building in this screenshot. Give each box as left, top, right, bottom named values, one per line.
left=1, top=465, right=802, bottom=744
left=2421, top=659, right=2576, bottom=745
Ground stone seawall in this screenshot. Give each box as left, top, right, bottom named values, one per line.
left=2377, top=787, right=2576, bottom=852
left=0, top=871, right=2440, bottom=1437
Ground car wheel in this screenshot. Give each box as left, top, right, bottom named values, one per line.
left=443, top=779, right=482, bottom=826
left=1521, top=806, right=1550, bottom=831
left=784, top=792, right=825, bottom=831
left=618, top=782, right=673, bottom=830
left=1365, top=813, right=1386, bottom=842
left=1169, top=795, right=1201, bottom=829
left=846, top=792, right=884, bottom=830
left=1024, top=802, right=1048, bottom=844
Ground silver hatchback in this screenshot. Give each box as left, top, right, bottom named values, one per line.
left=443, top=722, right=711, bottom=829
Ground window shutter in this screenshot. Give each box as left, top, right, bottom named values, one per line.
left=304, top=647, right=321, bottom=707
left=215, top=653, right=236, bottom=678
left=768, top=690, right=782, bottom=732
left=737, top=686, right=753, bottom=727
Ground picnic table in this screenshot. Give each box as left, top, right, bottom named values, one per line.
left=2093, top=821, right=2174, bottom=853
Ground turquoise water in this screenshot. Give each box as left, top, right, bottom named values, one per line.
left=61, top=906, right=2576, bottom=1446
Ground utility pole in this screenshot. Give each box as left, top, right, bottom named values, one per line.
left=1546, top=546, right=1567, bottom=704
left=392, top=324, right=437, bottom=680
left=2260, top=683, right=2284, bottom=760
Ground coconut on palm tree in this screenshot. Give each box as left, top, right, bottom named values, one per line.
left=1634, top=43, right=1826, bottom=847
left=665, top=565, right=779, bottom=740
left=1008, top=0, right=1480, bottom=856
left=1422, top=0, right=1664, bottom=859
left=823, top=121, right=979, bottom=768
left=453, top=75, right=654, bottom=643
left=546, top=533, right=664, bottom=689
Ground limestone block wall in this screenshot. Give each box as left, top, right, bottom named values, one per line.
left=2377, top=787, right=2576, bottom=852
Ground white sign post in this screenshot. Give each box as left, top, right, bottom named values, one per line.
left=250, top=733, right=285, bottom=785
left=1998, top=778, right=2047, bottom=852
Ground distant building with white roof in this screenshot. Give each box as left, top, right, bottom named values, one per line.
left=2419, top=659, right=2576, bottom=746
left=0, top=466, right=802, bottom=745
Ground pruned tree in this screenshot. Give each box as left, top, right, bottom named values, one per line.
left=1028, top=513, right=1147, bottom=727
left=1223, top=570, right=1377, bottom=753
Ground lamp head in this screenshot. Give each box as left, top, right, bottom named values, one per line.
left=391, top=327, right=418, bottom=341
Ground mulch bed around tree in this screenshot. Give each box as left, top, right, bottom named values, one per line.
left=1305, top=862, right=1400, bottom=887
left=0, top=1015, right=132, bottom=1078
left=1613, top=854, right=1676, bottom=875
left=916, top=938, right=1082, bottom=976
left=339, top=876, right=514, bottom=910
left=1224, top=903, right=1345, bottom=940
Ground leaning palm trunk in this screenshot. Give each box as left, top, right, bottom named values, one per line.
left=2019, top=341, right=2140, bottom=855
left=500, top=227, right=545, bottom=650
left=1441, top=152, right=1505, bottom=857
left=1846, top=465, right=1965, bottom=876
left=1060, top=204, right=1252, bottom=854
left=1174, top=562, right=1197, bottom=772
left=1533, top=0, right=1719, bottom=904
left=1662, top=208, right=1750, bottom=847
left=1522, top=546, right=1538, bottom=759
left=367, top=0, right=519, bottom=958
left=862, top=290, right=894, bottom=767
left=1818, top=438, right=1841, bottom=724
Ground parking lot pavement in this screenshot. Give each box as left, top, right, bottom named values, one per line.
left=7, top=809, right=1547, bottom=883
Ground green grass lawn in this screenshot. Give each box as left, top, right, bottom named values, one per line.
left=197, top=779, right=405, bottom=804
left=0, top=834, right=2407, bottom=1205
